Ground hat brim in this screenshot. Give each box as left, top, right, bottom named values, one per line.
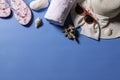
left=101, top=14, right=120, bottom=39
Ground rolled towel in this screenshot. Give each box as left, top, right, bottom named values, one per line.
left=44, top=0, right=75, bottom=26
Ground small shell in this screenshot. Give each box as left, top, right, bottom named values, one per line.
left=104, top=28, right=112, bottom=36
left=35, top=17, right=41, bottom=28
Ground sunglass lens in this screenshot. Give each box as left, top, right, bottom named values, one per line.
left=84, top=15, right=94, bottom=24
left=75, top=4, right=84, bottom=14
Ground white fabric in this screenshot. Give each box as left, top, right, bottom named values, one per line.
left=71, top=0, right=120, bottom=40
left=44, top=0, right=75, bottom=26
left=80, top=23, right=100, bottom=40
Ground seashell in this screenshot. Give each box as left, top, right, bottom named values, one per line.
left=104, top=28, right=112, bottom=36
left=30, top=0, right=49, bottom=11
left=35, top=17, right=41, bottom=28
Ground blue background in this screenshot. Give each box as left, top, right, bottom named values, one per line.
left=0, top=0, right=120, bottom=80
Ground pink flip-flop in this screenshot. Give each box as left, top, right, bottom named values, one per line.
left=0, top=0, right=11, bottom=17
left=10, top=0, right=32, bottom=25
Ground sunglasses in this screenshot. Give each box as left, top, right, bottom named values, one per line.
left=75, top=3, right=96, bottom=24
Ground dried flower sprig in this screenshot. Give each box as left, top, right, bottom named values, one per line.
left=63, top=25, right=78, bottom=41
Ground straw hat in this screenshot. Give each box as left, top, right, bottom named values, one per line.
left=71, top=0, right=120, bottom=39
left=91, top=0, right=120, bottom=18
